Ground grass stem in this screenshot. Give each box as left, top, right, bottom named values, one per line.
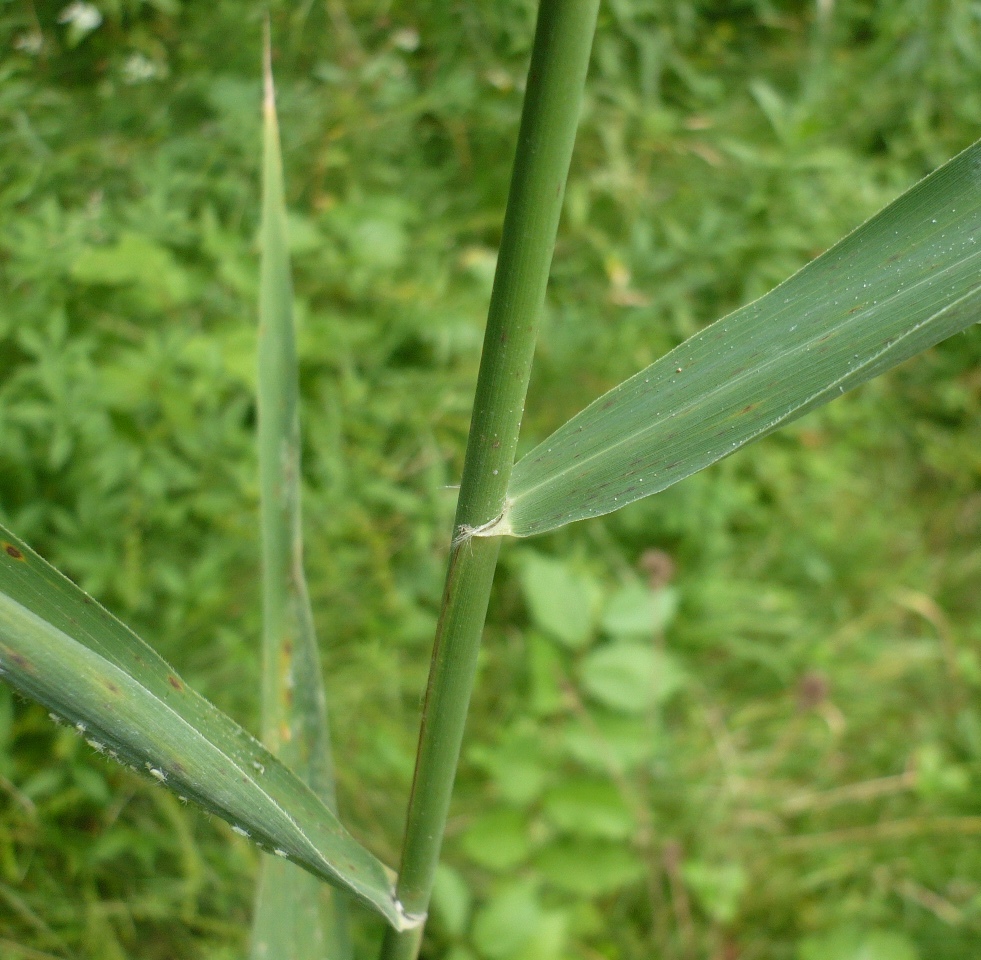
left=379, top=3, right=599, bottom=957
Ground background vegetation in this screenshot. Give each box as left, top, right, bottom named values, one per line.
left=1, top=1, right=981, bottom=958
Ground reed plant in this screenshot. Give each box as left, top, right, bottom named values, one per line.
left=1, top=2, right=980, bottom=958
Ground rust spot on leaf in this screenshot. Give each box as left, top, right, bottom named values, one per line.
left=3, top=543, right=25, bottom=561
left=167, top=675, right=183, bottom=692
left=104, top=680, right=121, bottom=695
left=8, top=652, right=30, bottom=670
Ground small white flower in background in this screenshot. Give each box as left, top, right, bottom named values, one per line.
left=58, top=2, right=103, bottom=34
left=391, top=27, right=419, bottom=52
left=14, top=32, right=44, bottom=55
left=484, top=67, right=515, bottom=92
left=122, top=52, right=158, bottom=84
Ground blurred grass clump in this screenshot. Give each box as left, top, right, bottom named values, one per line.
left=1, top=1, right=981, bottom=958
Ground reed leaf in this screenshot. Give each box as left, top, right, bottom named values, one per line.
left=251, top=32, right=352, bottom=960
left=0, top=526, right=413, bottom=931
left=495, top=139, right=981, bottom=537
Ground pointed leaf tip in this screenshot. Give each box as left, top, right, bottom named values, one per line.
left=262, top=19, right=276, bottom=115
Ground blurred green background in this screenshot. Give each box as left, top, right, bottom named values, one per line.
left=2, top=1, right=981, bottom=958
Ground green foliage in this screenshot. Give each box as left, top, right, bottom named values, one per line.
left=0, top=523, right=401, bottom=926
left=516, top=553, right=601, bottom=649
left=502, top=138, right=981, bottom=535
left=682, top=860, right=747, bottom=924
left=251, top=49, right=352, bottom=957
left=797, top=926, right=920, bottom=960
left=1, top=2, right=981, bottom=959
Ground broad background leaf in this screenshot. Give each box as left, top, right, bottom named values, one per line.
left=517, top=552, right=600, bottom=649
left=500, top=139, right=981, bottom=536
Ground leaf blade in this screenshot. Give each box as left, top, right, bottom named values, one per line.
left=0, top=528, right=412, bottom=931
left=502, top=139, right=981, bottom=536
left=252, top=34, right=352, bottom=959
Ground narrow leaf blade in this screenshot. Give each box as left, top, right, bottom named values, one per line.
left=253, top=862, right=350, bottom=960
left=503, top=139, right=981, bottom=536
left=0, top=528, right=413, bottom=931
left=252, top=34, right=352, bottom=960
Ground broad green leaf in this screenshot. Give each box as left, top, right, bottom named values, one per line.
left=497, top=138, right=981, bottom=536
left=0, top=527, right=414, bottom=932
left=600, top=583, right=678, bottom=637
left=71, top=232, right=191, bottom=306
left=682, top=860, right=748, bottom=924
left=468, top=724, right=548, bottom=806
left=579, top=642, right=686, bottom=713
left=460, top=809, right=531, bottom=871
left=472, top=881, right=542, bottom=960
left=517, top=553, right=600, bottom=648
left=534, top=839, right=644, bottom=895
left=561, top=712, right=655, bottom=772
left=251, top=34, right=352, bottom=960
left=511, top=910, right=569, bottom=960
left=541, top=778, right=635, bottom=840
